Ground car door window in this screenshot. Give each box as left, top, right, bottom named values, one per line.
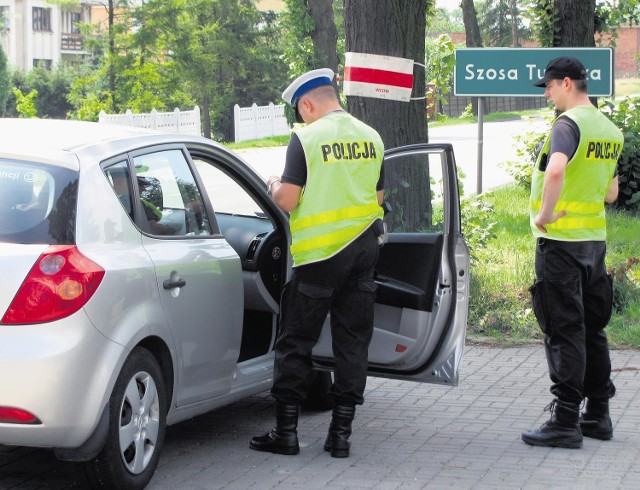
left=193, top=158, right=265, bottom=218
left=384, top=151, right=445, bottom=234
left=104, top=161, right=134, bottom=219
left=132, top=150, right=212, bottom=236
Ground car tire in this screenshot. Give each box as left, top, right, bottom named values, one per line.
left=301, top=370, right=333, bottom=411
left=82, top=347, right=167, bottom=490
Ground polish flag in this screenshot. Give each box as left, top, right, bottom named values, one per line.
left=343, top=52, right=414, bottom=102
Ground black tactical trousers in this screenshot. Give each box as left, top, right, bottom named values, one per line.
left=530, top=238, right=616, bottom=405
left=271, top=226, right=379, bottom=406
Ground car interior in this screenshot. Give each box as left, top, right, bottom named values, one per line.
left=103, top=147, right=449, bottom=369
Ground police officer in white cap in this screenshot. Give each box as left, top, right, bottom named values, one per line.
left=250, top=68, right=385, bottom=458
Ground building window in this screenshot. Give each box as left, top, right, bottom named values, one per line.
left=1, top=6, right=9, bottom=31
left=33, top=59, right=52, bottom=70
left=32, top=7, right=51, bottom=32
left=71, top=12, right=81, bottom=34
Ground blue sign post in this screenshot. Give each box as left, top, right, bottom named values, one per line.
left=454, top=47, right=614, bottom=96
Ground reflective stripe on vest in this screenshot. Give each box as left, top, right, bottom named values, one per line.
left=289, top=202, right=381, bottom=233
left=290, top=222, right=373, bottom=256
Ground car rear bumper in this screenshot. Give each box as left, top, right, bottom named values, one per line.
left=0, top=311, right=125, bottom=448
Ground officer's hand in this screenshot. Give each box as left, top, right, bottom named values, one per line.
left=534, top=210, right=568, bottom=234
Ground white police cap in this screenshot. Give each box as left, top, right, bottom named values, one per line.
left=282, top=68, right=335, bottom=107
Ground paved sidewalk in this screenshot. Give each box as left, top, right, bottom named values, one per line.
left=2, top=345, right=637, bottom=489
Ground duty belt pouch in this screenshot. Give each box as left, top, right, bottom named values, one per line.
left=529, top=278, right=548, bottom=334
left=372, top=218, right=387, bottom=247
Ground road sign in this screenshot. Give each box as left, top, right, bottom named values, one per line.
left=454, top=47, right=613, bottom=97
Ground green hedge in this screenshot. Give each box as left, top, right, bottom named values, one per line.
left=602, top=97, right=640, bottom=212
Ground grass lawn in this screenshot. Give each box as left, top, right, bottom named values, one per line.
left=615, top=77, right=640, bottom=97
left=468, top=185, right=640, bottom=348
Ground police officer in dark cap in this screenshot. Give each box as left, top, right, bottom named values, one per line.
left=522, top=56, right=623, bottom=448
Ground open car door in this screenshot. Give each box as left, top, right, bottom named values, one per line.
left=313, top=143, right=470, bottom=386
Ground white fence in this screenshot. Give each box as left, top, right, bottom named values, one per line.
left=98, top=107, right=201, bottom=136
left=234, top=103, right=290, bottom=143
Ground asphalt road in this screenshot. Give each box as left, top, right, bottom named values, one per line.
left=237, top=117, right=550, bottom=197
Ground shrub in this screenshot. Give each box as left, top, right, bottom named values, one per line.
left=461, top=196, right=496, bottom=263
left=601, top=97, right=640, bottom=212
left=501, top=124, right=548, bottom=189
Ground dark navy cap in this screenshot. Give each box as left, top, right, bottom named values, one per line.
left=533, top=56, right=588, bottom=87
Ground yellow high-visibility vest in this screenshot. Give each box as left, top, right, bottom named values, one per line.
left=290, top=111, right=384, bottom=266
left=530, top=105, right=623, bottom=241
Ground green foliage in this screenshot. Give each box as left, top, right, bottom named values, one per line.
left=609, top=257, right=640, bottom=311
left=8, top=65, right=78, bottom=119
left=468, top=185, right=640, bottom=346
left=595, top=0, right=640, bottom=45
left=501, top=117, right=550, bottom=189
left=23, top=64, right=78, bottom=118
left=476, top=0, right=534, bottom=47
left=527, top=0, right=640, bottom=47
left=461, top=195, right=497, bottom=263
left=425, top=34, right=456, bottom=120
left=12, top=88, right=38, bottom=118
left=600, top=97, right=640, bottom=212
left=526, top=0, right=556, bottom=47
left=62, top=0, right=287, bottom=135
left=467, top=186, right=540, bottom=340
left=282, top=0, right=316, bottom=75
left=67, top=64, right=113, bottom=121
left=0, top=46, right=10, bottom=116
left=427, top=6, right=464, bottom=35
left=459, top=103, right=474, bottom=119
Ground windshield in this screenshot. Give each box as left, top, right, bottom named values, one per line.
left=0, top=159, right=79, bottom=244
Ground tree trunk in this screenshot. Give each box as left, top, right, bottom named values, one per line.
left=344, top=0, right=427, bottom=147
left=510, top=0, right=519, bottom=47
left=344, top=0, right=431, bottom=231
left=202, top=95, right=211, bottom=139
left=108, top=0, right=116, bottom=109
left=461, top=0, right=482, bottom=48
left=308, top=0, right=339, bottom=73
left=553, top=0, right=597, bottom=107
left=553, top=0, right=596, bottom=47
left=461, top=0, right=482, bottom=115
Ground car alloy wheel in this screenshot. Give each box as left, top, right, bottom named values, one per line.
left=119, top=369, right=161, bottom=473
left=83, top=347, right=167, bottom=489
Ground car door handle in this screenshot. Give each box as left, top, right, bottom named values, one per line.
left=163, top=278, right=186, bottom=289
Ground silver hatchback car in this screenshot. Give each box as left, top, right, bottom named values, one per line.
left=0, top=118, right=469, bottom=489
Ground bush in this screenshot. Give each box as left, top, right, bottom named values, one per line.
left=461, top=196, right=496, bottom=263
left=601, top=97, right=640, bottom=212
left=501, top=123, right=549, bottom=189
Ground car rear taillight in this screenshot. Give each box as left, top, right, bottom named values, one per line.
left=1, top=245, right=105, bottom=325
left=0, top=407, right=41, bottom=424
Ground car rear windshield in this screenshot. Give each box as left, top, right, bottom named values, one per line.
left=0, top=159, right=78, bottom=244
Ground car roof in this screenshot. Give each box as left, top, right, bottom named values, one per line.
left=0, top=118, right=204, bottom=169
left=0, top=118, right=167, bottom=150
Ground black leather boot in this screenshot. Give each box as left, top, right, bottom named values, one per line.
left=324, top=405, right=355, bottom=458
left=521, top=399, right=583, bottom=449
left=250, top=403, right=300, bottom=455
left=580, top=398, right=613, bottom=440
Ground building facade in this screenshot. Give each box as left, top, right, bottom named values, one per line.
left=0, top=0, right=94, bottom=71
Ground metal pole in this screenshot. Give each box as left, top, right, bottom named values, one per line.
left=476, top=97, right=484, bottom=195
